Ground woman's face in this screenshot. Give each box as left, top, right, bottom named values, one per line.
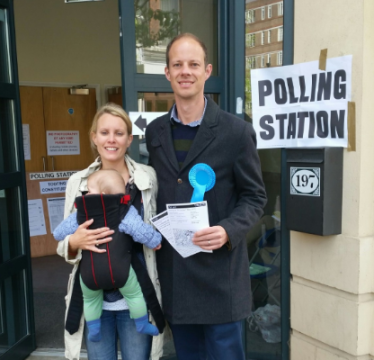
left=92, top=113, right=133, bottom=165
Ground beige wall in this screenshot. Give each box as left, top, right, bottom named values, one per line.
left=14, top=0, right=121, bottom=104
left=292, top=0, right=374, bottom=359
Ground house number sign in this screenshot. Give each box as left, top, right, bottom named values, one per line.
left=290, top=167, right=320, bottom=197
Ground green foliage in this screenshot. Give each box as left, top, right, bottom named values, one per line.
left=245, top=70, right=252, bottom=116
left=135, top=0, right=180, bottom=48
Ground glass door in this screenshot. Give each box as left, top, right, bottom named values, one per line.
left=119, top=0, right=226, bottom=160
left=118, top=1, right=292, bottom=359
left=0, top=1, right=36, bottom=359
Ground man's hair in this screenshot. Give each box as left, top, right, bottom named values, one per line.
left=166, top=33, right=208, bottom=68
left=87, top=170, right=126, bottom=194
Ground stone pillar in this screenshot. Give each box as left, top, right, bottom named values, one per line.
left=291, top=0, right=374, bottom=359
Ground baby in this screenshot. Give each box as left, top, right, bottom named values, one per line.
left=53, top=169, right=161, bottom=342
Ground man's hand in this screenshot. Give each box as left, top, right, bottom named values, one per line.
left=192, top=226, right=228, bottom=250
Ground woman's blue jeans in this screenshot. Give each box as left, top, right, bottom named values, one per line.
left=85, top=309, right=152, bottom=360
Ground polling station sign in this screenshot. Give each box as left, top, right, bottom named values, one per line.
left=251, top=55, right=352, bottom=149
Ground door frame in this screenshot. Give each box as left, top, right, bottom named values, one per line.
left=19, top=81, right=101, bottom=107
left=0, top=0, right=36, bottom=359
left=280, top=0, right=294, bottom=359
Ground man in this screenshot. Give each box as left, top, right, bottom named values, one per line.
left=146, top=33, right=267, bottom=360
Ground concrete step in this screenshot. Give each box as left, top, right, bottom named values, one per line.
left=26, top=348, right=87, bottom=360
left=26, top=348, right=177, bottom=360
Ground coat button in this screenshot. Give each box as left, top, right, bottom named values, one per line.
left=177, top=178, right=183, bottom=184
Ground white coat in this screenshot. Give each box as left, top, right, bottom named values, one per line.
left=56, top=155, right=164, bottom=360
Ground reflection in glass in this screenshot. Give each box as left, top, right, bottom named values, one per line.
left=134, top=0, right=218, bottom=75
left=0, top=100, right=19, bottom=173
left=0, top=187, right=25, bottom=264
left=0, top=8, right=12, bottom=83
left=244, top=1, right=283, bottom=358
left=0, top=271, right=28, bottom=353
left=137, top=92, right=218, bottom=166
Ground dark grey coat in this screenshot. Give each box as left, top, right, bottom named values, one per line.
left=146, top=97, right=267, bottom=324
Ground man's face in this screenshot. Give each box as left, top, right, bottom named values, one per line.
left=165, top=37, right=212, bottom=102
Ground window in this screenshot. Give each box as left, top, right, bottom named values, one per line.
left=278, top=2, right=283, bottom=16
left=251, top=56, right=256, bottom=68
left=246, top=33, right=256, bottom=47
left=261, top=31, right=265, bottom=45
left=160, top=0, right=179, bottom=11
left=246, top=56, right=251, bottom=69
left=246, top=9, right=255, bottom=24
left=278, top=26, right=283, bottom=41
left=278, top=51, right=283, bottom=65
left=268, top=30, right=271, bottom=43
left=261, top=7, right=265, bottom=20
left=246, top=56, right=256, bottom=69
left=267, top=54, right=271, bottom=66
left=261, top=55, right=265, bottom=67
left=268, top=5, right=272, bottom=18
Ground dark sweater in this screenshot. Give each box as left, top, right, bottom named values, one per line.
left=171, top=120, right=200, bottom=168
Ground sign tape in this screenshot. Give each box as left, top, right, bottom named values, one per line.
left=347, top=101, right=356, bottom=152
left=319, top=49, right=328, bottom=71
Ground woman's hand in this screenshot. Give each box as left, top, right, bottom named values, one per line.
left=68, top=219, right=114, bottom=253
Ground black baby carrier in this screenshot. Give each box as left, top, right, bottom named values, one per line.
left=77, top=193, right=132, bottom=290
left=65, top=187, right=165, bottom=334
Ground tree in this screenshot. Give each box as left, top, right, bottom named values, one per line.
left=135, top=0, right=180, bottom=48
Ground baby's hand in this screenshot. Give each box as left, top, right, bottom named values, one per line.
left=153, top=244, right=162, bottom=251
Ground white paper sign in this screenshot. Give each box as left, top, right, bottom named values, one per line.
left=22, top=124, right=31, bottom=160
left=129, top=112, right=167, bottom=135
left=46, top=131, right=80, bottom=155
left=251, top=55, right=352, bottom=149
left=28, top=199, right=47, bottom=237
left=39, top=180, right=67, bottom=194
left=47, top=197, right=65, bottom=233
left=29, top=171, right=77, bottom=180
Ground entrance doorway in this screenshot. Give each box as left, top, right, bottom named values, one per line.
left=2, top=0, right=292, bottom=359
left=12, top=0, right=122, bottom=357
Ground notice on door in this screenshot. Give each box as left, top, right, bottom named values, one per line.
left=22, top=124, right=31, bottom=160
left=39, top=180, right=67, bottom=194
left=46, top=131, right=80, bottom=155
left=47, top=197, right=65, bottom=233
left=28, top=199, right=47, bottom=237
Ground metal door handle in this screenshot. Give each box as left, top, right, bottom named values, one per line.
left=42, top=156, right=46, bottom=171
left=51, top=156, right=55, bottom=171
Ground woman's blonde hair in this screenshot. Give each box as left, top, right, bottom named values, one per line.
left=89, top=103, right=132, bottom=158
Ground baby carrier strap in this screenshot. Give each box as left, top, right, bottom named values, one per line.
left=131, top=253, right=166, bottom=333
left=130, top=185, right=166, bottom=334
left=65, top=263, right=83, bottom=335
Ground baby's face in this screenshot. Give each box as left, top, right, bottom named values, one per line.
left=87, top=180, right=101, bottom=195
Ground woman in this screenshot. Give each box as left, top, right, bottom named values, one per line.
left=57, top=103, right=164, bottom=360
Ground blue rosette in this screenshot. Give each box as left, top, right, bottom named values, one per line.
left=189, top=163, right=216, bottom=202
